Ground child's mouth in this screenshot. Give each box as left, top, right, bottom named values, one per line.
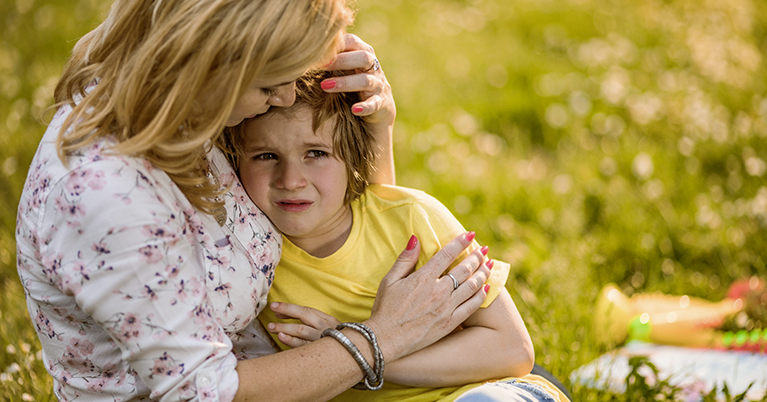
left=276, top=201, right=312, bottom=212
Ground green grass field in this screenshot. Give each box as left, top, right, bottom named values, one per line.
left=2, top=0, right=767, bottom=400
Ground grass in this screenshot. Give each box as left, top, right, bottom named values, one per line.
left=2, top=0, right=767, bottom=400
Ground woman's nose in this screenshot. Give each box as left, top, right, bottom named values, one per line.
left=268, top=82, right=296, bottom=107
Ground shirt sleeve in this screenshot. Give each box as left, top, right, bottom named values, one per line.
left=38, top=158, right=239, bottom=401
left=409, top=192, right=510, bottom=308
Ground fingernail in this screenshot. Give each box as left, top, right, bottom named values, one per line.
left=406, top=235, right=418, bottom=250
left=480, top=245, right=489, bottom=256
left=267, top=323, right=275, bottom=330
left=323, top=59, right=335, bottom=68
left=271, top=302, right=279, bottom=309
left=484, top=284, right=490, bottom=293
left=465, top=231, right=476, bottom=242
left=487, top=259, right=494, bottom=270
left=352, top=105, right=364, bottom=114
left=321, top=80, right=336, bottom=90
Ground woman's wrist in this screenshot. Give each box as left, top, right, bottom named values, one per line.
left=360, top=317, right=404, bottom=363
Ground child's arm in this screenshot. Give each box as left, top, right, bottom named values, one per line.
left=383, top=281, right=534, bottom=387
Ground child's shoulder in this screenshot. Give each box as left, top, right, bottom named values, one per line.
left=362, top=184, right=445, bottom=210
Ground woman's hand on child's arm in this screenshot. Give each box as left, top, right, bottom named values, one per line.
left=323, top=33, right=396, bottom=185
left=383, top=264, right=535, bottom=387
left=266, top=302, right=341, bottom=348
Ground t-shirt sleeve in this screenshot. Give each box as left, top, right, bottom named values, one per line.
left=38, top=159, right=239, bottom=401
left=409, top=192, right=509, bottom=308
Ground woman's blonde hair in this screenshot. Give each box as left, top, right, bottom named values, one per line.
left=54, top=0, right=353, bottom=213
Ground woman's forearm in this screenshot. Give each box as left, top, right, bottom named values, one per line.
left=234, top=330, right=374, bottom=402
left=369, top=124, right=395, bottom=185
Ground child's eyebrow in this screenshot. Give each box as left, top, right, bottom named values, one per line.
left=243, top=143, right=269, bottom=153
left=303, top=140, right=332, bottom=149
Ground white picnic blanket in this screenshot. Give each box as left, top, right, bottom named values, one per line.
left=570, top=341, right=767, bottom=401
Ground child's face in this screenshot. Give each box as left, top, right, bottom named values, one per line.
left=239, top=106, right=351, bottom=242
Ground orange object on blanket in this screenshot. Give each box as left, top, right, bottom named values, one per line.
left=594, top=278, right=766, bottom=352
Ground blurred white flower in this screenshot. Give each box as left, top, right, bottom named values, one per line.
left=745, top=157, right=766, bottom=176
left=535, top=73, right=564, bottom=97
left=605, top=115, right=625, bottom=136
left=568, top=91, right=592, bottom=116
left=486, top=65, right=508, bottom=88
left=452, top=111, right=478, bottom=136
left=643, top=179, right=664, bottom=200
left=600, top=157, right=617, bottom=176
left=426, top=151, right=450, bottom=174
left=552, top=174, right=573, bottom=194
left=545, top=103, right=570, bottom=129
left=677, top=136, right=695, bottom=156
left=696, top=205, right=721, bottom=228
left=473, top=133, right=504, bottom=156
left=452, top=195, right=472, bottom=215
left=600, top=67, right=630, bottom=105
left=661, top=259, right=675, bottom=275
left=632, top=153, right=654, bottom=180
left=641, top=233, right=655, bottom=250
left=627, top=92, right=663, bottom=125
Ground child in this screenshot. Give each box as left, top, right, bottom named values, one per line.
left=232, top=69, right=570, bottom=402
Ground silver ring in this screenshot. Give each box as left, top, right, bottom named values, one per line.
left=364, top=58, right=380, bottom=72
left=447, top=274, right=459, bottom=290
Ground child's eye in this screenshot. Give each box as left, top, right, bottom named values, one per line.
left=307, top=150, right=329, bottom=158
left=254, top=153, right=277, bottom=160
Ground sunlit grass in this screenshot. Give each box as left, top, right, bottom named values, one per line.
left=2, top=0, right=766, bottom=400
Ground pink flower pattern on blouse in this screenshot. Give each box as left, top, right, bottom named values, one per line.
left=16, top=104, right=282, bottom=401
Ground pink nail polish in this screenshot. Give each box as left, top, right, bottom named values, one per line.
left=484, top=284, right=490, bottom=293
left=406, top=235, right=418, bottom=251
left=465, top=231, right=476, bottom=242
left=480, top=246, right=489, bottom=256
left=352, top=106, right=364, bottom=113
left=321, top=80, right=336, bottom=90
left=486, top=260, right=494, bottom=270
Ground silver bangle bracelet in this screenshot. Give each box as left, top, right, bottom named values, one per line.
left=321, top=328, right=378, bottom=389
left=337, top=323, right=384, bottom=391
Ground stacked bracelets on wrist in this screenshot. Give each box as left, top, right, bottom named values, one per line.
left=321, top=322, right=384, bottom=391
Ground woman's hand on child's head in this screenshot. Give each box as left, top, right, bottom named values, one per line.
left=322, top=34, right=396, bottom=124
left=267, top=302, right=341, bottom=348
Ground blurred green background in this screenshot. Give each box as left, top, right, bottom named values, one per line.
left=2, top=0, right=767, bottom=400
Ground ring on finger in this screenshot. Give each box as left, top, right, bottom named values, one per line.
left=446, top=273, right=460, bottom=290
left=364, top=58, right=380, bottom=72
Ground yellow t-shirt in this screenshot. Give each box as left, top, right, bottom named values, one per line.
left=259, top=185, right=567, bottom=402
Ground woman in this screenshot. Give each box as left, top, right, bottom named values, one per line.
left=16, top=1, right=491, bottom=400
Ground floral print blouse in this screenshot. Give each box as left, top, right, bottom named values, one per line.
left=16, top=104, right=282, bottom=401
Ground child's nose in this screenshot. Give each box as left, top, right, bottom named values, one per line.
left=276, top=161, right=307, bottom=190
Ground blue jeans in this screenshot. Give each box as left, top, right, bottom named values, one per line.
left=454, top=379, right=557, bottom=402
